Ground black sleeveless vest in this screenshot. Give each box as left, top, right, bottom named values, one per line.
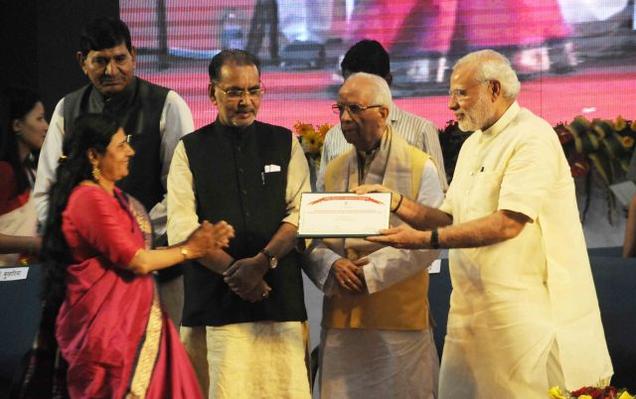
left=181, top=120, right=307, bottom=326
left=63, top=77, right=169, bottom=212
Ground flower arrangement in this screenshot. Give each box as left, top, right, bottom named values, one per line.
left=549, top=385, right=634, bottom=399
left=293, top=121, right=331, bottom=165
left=439, top=115, right=635, bottom=222
left=558, top=115, right=635, bottom=185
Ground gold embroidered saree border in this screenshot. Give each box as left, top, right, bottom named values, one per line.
left=128, top=289, right=162, bottom=398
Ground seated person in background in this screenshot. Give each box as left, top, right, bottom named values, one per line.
left=0, top=87, right=48, bottom=266
left=623, top=194, right=636, bottom=257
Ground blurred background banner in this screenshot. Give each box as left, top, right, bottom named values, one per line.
left=119, top=0, right=636, bottom=130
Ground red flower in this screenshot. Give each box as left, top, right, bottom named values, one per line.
left=571, top=386, right=618, bottom=399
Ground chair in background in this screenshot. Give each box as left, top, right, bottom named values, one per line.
left=0, top=265, right=43, bottom=396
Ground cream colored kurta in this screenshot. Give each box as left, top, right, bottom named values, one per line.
left=438, top=102, right=613, bottom=398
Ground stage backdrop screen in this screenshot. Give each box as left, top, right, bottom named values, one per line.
left=120, top=0, right=636, bottom=131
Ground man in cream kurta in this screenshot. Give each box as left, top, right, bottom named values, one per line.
left=304, top=72, right=443, bottom=399
left=362, top=50, right=612, bottom=398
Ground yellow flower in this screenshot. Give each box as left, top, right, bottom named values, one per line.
left=579, top=395, right=593, bottom=399
left=618, top=391, right=635, bottom=399
left=548, top=386, right=568, bottom=399
left=615, top=115, right=627, bottom=131
left=300, top=130, right=324, bottom=154
left=317, top=123, right=332, bottom=137
left=621, top=136, right=634, bottom=148
left=293, top=122, right=314, bottom=136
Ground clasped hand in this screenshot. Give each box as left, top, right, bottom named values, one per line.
left=185, top=220, right=235, bottom=258
left=331, top=257, right=369, bottom=293
left=224, top=255, right=272, bottom=302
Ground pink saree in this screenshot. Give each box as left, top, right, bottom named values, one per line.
left=56, top=185, right=202, bottom=398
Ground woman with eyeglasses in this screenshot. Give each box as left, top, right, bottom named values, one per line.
left=19, top=113, right=233, bottom=398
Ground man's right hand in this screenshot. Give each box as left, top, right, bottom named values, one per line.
left=331, top=257, right=369, bottom=293
left=223, top=255, right=269, bottom=296
left=351, top=185, right=400, bottom=210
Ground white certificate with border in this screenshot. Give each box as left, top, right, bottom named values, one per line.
left=297, top=192, right=391, bottom=237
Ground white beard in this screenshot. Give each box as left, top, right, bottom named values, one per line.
left=458, top=95, right=492, bottom=132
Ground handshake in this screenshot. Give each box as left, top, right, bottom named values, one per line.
left=184, top=220, right=273, bottom=303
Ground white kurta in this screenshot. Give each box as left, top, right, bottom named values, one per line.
left=438, top=102, right=613, bottom=398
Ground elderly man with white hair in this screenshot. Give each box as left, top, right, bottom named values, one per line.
left=304, top=72, right=444, bottom=398
left=358, top=50, right=613, bottom=397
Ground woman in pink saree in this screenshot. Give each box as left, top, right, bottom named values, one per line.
left=31, top=113, right=233, bottom=398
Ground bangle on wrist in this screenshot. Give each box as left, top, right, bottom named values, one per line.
left=430, top=228, right=440, bottom=249
left=392, top=193, right=404, bottom=213
left=180, top=246, right=190, bottom=261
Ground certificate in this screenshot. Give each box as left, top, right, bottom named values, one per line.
left=297, top=192, right=391, bottom=238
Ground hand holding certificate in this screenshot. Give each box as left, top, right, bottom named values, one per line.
left=297, top=192, right=391, bottom=237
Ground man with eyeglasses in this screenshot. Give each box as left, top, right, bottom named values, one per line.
left=167, top=49, right=311, bottom=398
left=304, top=72, right=444, bottom=398
left=33, top=17, right=194, bottom=326
left=317, top=40, right=447, bottom=192
left=357, top=50, right=613, bottom=397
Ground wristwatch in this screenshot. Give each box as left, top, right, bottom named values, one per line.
left=430, top=228, right=440, bottom=249
left=259, top=248, right=278, bottom=269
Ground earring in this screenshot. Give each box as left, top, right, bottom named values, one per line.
left=92, top=164, right=102, bottom=182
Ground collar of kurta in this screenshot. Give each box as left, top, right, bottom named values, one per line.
left=482, top=101, right=520, bottom=137
left=388, top=103, right=399, bottom=124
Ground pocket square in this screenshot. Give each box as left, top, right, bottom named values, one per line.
left=264, top=164, right=281, bottom=173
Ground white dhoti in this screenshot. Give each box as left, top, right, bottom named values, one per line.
left=181, top=321, right=311, bottom=399
left=319, top=327, right=439, bottom=399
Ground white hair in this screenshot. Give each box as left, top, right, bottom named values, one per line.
left=344, top=72, right=393, bottom=107
left=453, top=50, right=521, bottom=99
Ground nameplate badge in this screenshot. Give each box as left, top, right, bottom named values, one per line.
left=0, top=267, right=29, bottom=281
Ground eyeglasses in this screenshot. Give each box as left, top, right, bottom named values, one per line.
left=331, top=103, right=383, bottom=115
left=215, top=84, right=264, bottom=99
left=448, top=81, right=489, bottom=100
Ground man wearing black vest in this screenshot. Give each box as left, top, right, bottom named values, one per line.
left=33, top=17, right=194, bottom=325
left=167, top=49, right=311, bottom=398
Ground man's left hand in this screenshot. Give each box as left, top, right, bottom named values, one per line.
left=223, top=255, right=269, bottom=296
left=366, top=224, right=429, bottom=249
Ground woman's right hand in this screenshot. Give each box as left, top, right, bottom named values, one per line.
left=184, top=220, right=235, bottom=259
